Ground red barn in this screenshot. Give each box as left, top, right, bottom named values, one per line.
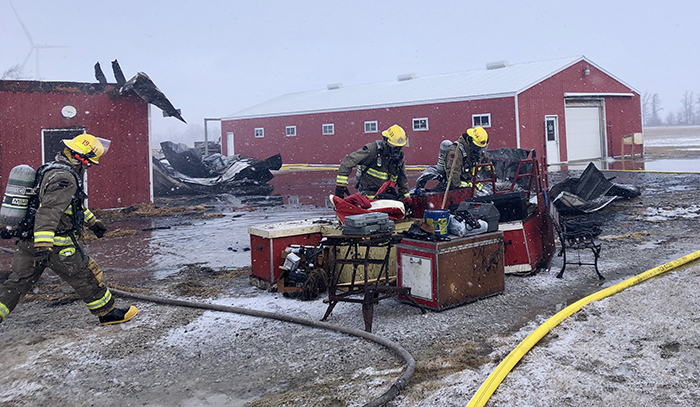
left=221, top=56, right=641, bottom=166
left=0, top=80, right=157, bottom=209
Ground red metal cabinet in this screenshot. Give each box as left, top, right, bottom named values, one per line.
left=397, top=231, right=504, bottom=311
left=500, top=210, right=555, bottom=274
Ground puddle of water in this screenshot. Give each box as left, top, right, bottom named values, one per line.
left=85, top=206, right=335, bottom=282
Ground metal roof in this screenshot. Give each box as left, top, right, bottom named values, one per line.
left=224, top=56, right=631, bottom=120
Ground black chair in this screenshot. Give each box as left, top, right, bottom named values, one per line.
left=551, top=207, right=604, bottom=280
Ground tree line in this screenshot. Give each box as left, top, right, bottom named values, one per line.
left=642, top=91, right=700, bottom=126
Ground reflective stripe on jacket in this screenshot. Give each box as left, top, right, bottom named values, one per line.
left=32, top=155, right=93, bottom=247
left=337, top=141, right=409, bottom=198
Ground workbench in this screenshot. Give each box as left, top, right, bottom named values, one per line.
left=321, top=233, right=426, bottom=332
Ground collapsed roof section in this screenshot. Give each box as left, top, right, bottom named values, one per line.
left=95, top=59, right=186, bottom=123
left=0, top=60, right=185, bottom=124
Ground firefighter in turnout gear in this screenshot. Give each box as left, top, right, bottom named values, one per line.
left=335, top=124, right=411, bottom=205
left=0, top=134, right=138, bottom=326
left=444, top=126, right=491, bottom=190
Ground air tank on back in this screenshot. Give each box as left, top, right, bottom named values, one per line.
left=0, top=165, right=36, bottom=227
left=436, top=140, right=454, bottom=172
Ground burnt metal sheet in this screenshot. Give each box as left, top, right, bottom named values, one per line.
left=574, top=162, right=614, bottom=201
left=550, top=162, right=639, bottom=215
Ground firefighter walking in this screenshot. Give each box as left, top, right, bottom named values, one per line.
left=0, top=134, right=138, bottom=326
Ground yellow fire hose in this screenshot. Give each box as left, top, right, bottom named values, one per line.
left=467, top=248, right=700, bottom=407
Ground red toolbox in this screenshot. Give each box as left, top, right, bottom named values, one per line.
left=248, top=220, right=324, bottom=286
left=397, top=231, right=504, bottom=311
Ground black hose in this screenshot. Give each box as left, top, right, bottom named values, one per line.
left=111, top=288, right=414, bottom=407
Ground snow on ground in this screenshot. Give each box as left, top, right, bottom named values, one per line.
left=484, top=261, right=700, bottom=407
left=644, top=136, right=700, bottom=147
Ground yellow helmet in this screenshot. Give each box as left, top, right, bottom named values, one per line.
left=62, top=134, right=111, bottom=165
left=381, top=124, right=407, bottom=147
left=466, top=127, right=488, bottom=148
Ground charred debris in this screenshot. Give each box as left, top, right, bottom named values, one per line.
left=94, top=61, right=284, bottom=198
left=550, top=162, right=641, bottom=215
left=153, top=141, right=282, bottom=197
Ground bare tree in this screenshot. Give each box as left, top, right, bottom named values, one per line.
left=642, top=92, right=652, bottom=126
left=665, top=111, right=676, bottom=126
left=2, top=65, right=24, bottom=80
left=650, top=93, right=663, bottom=126
left=680, top=91, right=695, bottom=125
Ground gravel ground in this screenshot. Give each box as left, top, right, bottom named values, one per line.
left=1, top=158, right=699, bottom=406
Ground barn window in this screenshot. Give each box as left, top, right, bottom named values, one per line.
left=472, top=114, right=491, bottom=128
left=286, top=126, right=297, bottom=137
left=323, top=123, right=335, bottom=135
left=254, top=128, right=264, bottom=138
left=412, top=118, right=429, bottom=131
left=364, top=121, right=378, bottom=133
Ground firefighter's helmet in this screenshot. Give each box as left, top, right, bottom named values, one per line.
left=466, top=127, right=488, bottom=148
left=62, top=134, right=111, bottom=165
left=382, top=124, right=407, bottom=147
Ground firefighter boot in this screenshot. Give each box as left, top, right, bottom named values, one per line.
left=99, top=306, right=138, bottom=325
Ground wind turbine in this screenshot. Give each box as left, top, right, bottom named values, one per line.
left=9, top=0, right=68, bottom=79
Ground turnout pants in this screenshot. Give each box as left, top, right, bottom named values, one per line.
left=0, top=240, right=115, bottom=322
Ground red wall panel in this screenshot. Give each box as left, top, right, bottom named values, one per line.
left=222, top=60, right=641, bottom=166
left=518, top=61, right=641, bottom=162
left=222, top=97, right=517, bottom=166
left=0, top=82, right=151, bottom=209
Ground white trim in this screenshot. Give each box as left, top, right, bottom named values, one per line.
left=514, top=94, right=520, bottom=148
left=564, top=92, right=634, bottom=98
left=412, top=117, right=429, bottom=131
left=499, top=220, right=524, bottom=231
left=285, top=126, right=296, bottom=137
left=505, top=264, right=532, bottom=273
left=322, top=123, right=335, bottom=135
left=516, top=56, right=640, bottom=96
left=472, top=113, right=491, bottom=128
left=254, top=127, right=264, bottom=138
left=148, top=105, right=154, bottom=204
left=364, top=121, right=378, bottom=133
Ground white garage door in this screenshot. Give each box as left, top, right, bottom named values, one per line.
left=565, top=105, right=603, bottom=161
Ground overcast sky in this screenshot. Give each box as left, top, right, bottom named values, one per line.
left=1, top=0, right=698, bottom=147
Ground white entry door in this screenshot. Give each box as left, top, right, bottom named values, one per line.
left=565, top=105, right=603, bottom=161
left=545, top=115, right=559, bottom=164
left=226, top=131, right=234, bottom=156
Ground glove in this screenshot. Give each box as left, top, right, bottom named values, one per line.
left=0, top=228, right=14, bottom=239
left=402, top=196, right=413, bottom=207
left=33, top=248, right=52, bottom=268
left=335, top=185, right=349, bottom=198
left=90, top=221, right=108, bottom=238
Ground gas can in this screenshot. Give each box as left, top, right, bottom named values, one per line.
left=0, top=165, right=36, bottom=226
